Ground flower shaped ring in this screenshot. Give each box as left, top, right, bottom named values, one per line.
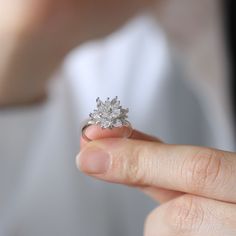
left=82, top=97, right=133, bottom=142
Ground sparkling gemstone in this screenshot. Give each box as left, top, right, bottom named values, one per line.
left=89, top=97, right=129, bottom=129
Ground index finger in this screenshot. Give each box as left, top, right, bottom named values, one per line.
left=80, top=125, right=161, bottom=148
left=77, top=138, right=236, bottom=203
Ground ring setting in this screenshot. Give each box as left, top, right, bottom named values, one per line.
left=82, top=96, right=133, bottom=142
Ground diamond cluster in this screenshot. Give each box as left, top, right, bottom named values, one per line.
left=89, top=97, right=129, bottom=129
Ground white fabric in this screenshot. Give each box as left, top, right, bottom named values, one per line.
left=0, top=15, right=234, bottom=236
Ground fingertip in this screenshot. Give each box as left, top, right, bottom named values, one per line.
left=79, top=125, right=132, bottom=150
left=80, top=137, right=87, bottom=150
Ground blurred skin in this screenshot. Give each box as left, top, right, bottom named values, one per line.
left=0, top=0, right=151, bottom=106
left=1, top=0, right=236, bottom=235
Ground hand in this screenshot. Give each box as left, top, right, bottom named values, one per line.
left=0, top=0, right=149, bottom=106
left=77, top=126, right=236, bottom=235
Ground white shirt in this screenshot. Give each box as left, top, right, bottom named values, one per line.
left=0, top=15, right=234, bottom=236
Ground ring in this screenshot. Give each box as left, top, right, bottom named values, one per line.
left=82, top=96, right=133, bottom=142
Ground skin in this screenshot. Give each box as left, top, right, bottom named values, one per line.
left=0, top=0, right=150, bottom=106
left=78, top=126, right=236, bottom=235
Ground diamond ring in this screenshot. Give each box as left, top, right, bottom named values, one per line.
left=82, top=96, right=133, bottom=142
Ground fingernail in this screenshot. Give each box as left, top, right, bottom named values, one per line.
left=77, top=146, right=111, bottom=174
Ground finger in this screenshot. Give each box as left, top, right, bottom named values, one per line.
left=81, top=134, right=183, bottom=204
left=145, top=194, right=236, bottom=236
left=80, top=124, right=161, bottom=148
left=80, top=126, right=181, bottom=203
left=77, top=138, right=236, bottom=203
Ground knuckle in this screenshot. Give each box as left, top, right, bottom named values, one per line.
left=183, top=148, right=226, bottom=193
left=124, top=147, right=142, bottom=184
left=168, top=195, right=204, bottom=234
left=112, top=143, right=149, bottom=185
